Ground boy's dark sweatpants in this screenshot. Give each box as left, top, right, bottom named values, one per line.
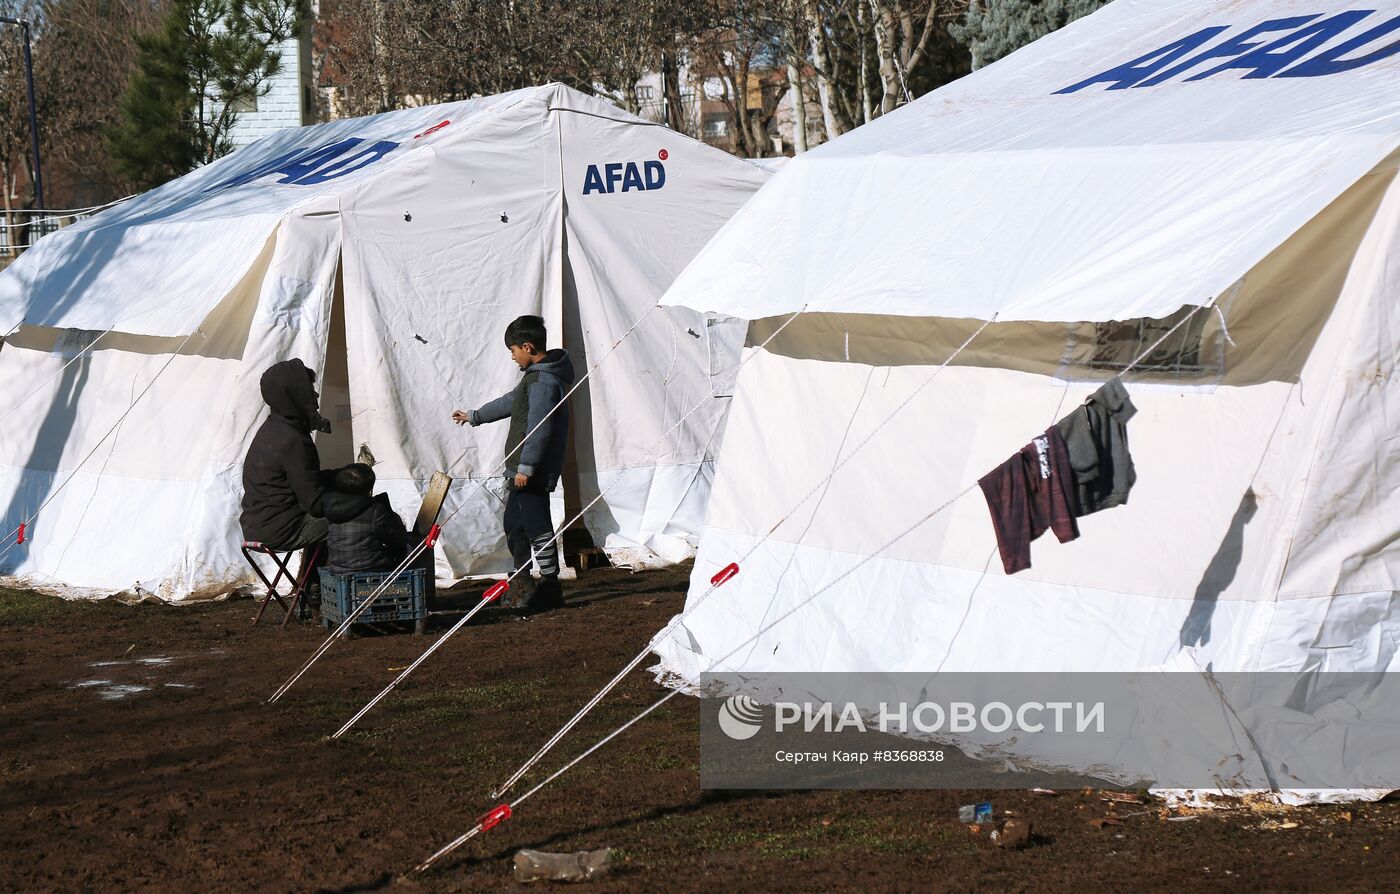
left=504, top=479, right=559, bottom=579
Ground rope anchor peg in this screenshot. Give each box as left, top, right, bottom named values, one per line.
left=710, top=562, right=739, bottom=586
left=414, top=804, right=513, bottom=873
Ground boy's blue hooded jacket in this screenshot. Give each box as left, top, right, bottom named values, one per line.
left=469, top=349, right=575, bottom=487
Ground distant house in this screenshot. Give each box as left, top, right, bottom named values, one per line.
left=226, top=30, right=318, bottom=150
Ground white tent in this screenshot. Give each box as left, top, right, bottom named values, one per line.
left=0, top=84, right=771, bottom=599
left=653, top=1, right=1400, bottom=793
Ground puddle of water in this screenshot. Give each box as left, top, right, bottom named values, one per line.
left=70, top=650, right=219, bottom=699
left=89, top=656, right=174, bottom=668
left=96, top=684, right=151, bottom=700
left=70, top=679, right=176, bottom=700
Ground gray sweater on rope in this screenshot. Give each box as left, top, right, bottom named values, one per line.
left=1054, top=376, right=1137, bottom=517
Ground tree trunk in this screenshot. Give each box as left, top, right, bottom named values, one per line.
left=859, top=1, right=874, bottom=123
left=804, top=0, right=845, bottom=141
left=661, top=50, right=686, bottom=133
left=751, top=116, right=772, bottom=157
left=373, top=0, right=392, bottom=112
left=1, top=160, right=15, bottom=262
left=786, top=62, right=808, bottom=153
left=871, top=0, right=902, bottom=114
left=897, top=0, right=941, bottom=75
left=734, top=59, right=754, bottom=157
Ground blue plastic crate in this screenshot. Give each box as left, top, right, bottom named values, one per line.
left=320, top=567, right=428, bottom=630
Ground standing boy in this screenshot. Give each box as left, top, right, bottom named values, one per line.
left=453, top=315, right=575, bottom=611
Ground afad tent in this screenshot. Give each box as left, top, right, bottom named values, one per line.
left=0, top=84, right=771, bottom=599
left=652, top=1, right=1400, bottom=796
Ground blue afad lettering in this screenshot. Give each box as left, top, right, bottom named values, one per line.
left=215, top=137, right=401, bottom=189
left=581, top=160, right=666, bottom=195
left=1057, top=11, right=1400, bottom=93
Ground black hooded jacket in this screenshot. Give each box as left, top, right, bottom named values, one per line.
left=240, top=359, right=328, bottom=547
left=324, top=492, right=408, bottom=575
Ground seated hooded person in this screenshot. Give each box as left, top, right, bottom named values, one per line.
left=239, top=359, right=336, bottom=551
left=324, top=463, right=408, bottom=576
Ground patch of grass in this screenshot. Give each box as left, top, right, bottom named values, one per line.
left=0, top=587, right=73, bottom=626
left=816, top=816, right=936, bottom=855
left=612, top=745, right=684, bottom=773
left=646, top=811, right=937, bottom=862
left=301, top=694, right=367, bottom=731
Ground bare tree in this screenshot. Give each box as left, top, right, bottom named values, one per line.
left=692, top=1, right=786, bottom=157
left=0, top=0, right=40, bottom=256
left=803, top=0, right=850, bottom=140
left=869, top=0, right=968, bottom=114
left=315, top=0, right=971, bottom=156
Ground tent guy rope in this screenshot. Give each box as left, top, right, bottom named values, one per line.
left=418, top=300, right=1225, bottom=867
left=0, top=329, right=199, bottom=569
left=490, top=312, right=998, bottom=798
left=0, top=328, right=115, bottom=431
left=416, top=479, right=981, bottom=873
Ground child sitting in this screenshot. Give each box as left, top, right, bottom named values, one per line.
left=323, top=463, right=408, bottom=576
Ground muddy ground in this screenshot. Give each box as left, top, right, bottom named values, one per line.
left=1, top=564, right=1394, bottom=892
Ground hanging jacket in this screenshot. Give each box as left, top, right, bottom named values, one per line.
left=324, top=492, right=408, bottom=575
left=239, top=359, right=328, bottom=547
left=469, top=349, right=576, bottom=488
left=1054, top=377, right=1137, bottom=517
left=978, top=426, right=1080, bottom=575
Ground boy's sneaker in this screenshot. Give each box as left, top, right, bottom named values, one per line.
left=502, top=577, right=535, bottom=611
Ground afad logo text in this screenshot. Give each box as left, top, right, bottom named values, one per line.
left=1060, top=10, right=1400, bottom=93
left=582, top=149, right=669, bottom=195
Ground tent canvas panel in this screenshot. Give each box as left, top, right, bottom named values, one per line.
left=656, top=158, right=1400, bottom=679
left=0, top=89, right=541, bottom=338
left=660, top=0, right=1400, bottom=324
left=0, top=85, right=772, bottom=597
left=0, top=207, right=340, bottom=596
left=336, top=98, right=564, bottom=578
left=556, top=101, right=769, bottom=563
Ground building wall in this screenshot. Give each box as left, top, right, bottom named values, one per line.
left=227, top=32, right=316, bottom=149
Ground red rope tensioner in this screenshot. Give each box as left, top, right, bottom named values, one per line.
left=425, top=523, right=442, bottom=547
left=477, top=803, right=512, bottom=832
left=710, top=562, right=739, bottom=586
left=482, top=580, right=510, bottom=603
left=15, top=522, right=24, bottom=545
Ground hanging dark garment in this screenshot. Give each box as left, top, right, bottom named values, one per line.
left=978, top=426, right=1080, bottom=575
left=1054, top=377, right=1138, bottom=517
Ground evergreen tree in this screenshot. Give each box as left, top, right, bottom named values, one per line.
left=952, top=0, right=1112, bottom=70
left=108, top=0, right=303, bottom=189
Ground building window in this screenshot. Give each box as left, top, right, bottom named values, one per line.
left=703, top=76, right=726, bottom=99
left=703, top=114, right=729, bottom=137
left=230, top=92, right=259, bottom=113
left=636, top=85, right=655, bottom=100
